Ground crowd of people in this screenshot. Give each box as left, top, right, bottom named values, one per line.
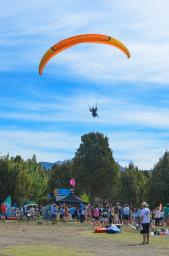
left=1, top=200, right=169, bottom=245
left=15, top=205, right=40, bottom=222
left=1, top=201, right=169, bottom=228
left=0, top=203, right=40, bottom=222
left=47, top=202, right=169, bottom=228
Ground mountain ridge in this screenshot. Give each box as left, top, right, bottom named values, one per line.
left=39, top=161, right=126, bottom=171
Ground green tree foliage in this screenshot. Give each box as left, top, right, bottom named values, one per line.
left=48, top=160, right=73, bottom=195
left=0, top=155, right=48, bottom=204
left=148, top=151, right=169, bottom=206
left=0, top=155, right=31, bottom=204
left=0, top=156, right=12, bottom=203
left=118, top=162, right=149, bottom=205
left=2, top=139, right=169, bottom=207
left=26, top=155, right=48, bottom=203
left=73, top=132, right=119, bottom=201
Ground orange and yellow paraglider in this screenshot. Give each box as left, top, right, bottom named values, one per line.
left=39, top=33, right=130, bottom=75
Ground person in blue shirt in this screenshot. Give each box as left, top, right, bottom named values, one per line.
left=50, top=203, right=57, bottom=221
left=122, top=204, right=130, bottom=224
left=69, top=206, right=76, bottom=222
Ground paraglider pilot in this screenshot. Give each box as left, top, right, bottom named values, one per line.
left=89, top=105, right=98, bottom=118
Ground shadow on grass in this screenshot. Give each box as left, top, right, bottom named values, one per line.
left=118, top=243, right=140, bottom=247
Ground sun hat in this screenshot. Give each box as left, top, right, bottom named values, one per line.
left=141, top=202, right=149, bottom=207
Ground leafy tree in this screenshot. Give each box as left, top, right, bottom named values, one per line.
left=0, top=157, right=11, bottom=202
left=0, top=155, right=48, bottom=205
left=48, top=160, right=73, bottom=195
left=118, top=162, right=149, bottom=206
left=73, top=132, right=119, bottom=201
left=148, top=151, right=169, bottom=206
left=26, top=155, right=48, bottom=203
left=0, top=156, right=31, bottom=204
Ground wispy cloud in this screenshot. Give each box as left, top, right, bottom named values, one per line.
left=0, top=127, right=167, bottom=169
left=1, top=93, right=169, bottom=129
left=1, top=0, right=169, bottom=84
left=0, top=91, right=169, bottom=169
left=0, top=129, right=80, bottom=162
left=1, top=0, right=169, bottom=169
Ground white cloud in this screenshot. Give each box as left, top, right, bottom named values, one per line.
left=1, top=0, right=169, bottom=84
left=0, top=129, right=80, bottom=162
left=0, top=127, right=167, bottom=169
left=1, top=0, right=169, bottom=169
left=108, top=130, right=168, bottom=169
left=0, top=92, right=169, bottom=169
left=1, top=93, right=169, bottom=129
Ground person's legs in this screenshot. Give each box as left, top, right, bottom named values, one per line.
left=155, top=218, right=157, bottom=226
left=157, top=218, right=160, bottom=226
left=1, top=213, right=5, bottom=221
left=141, top=224, right=150, bottom=244
left=119, top=214, right=122, bottom=224
left=123, top=215, right=126, bottom=224
left=142, top=234, right=146, bottom=244
left=144, top=223, right=150, bottom=244
left=126, top=215, right=129, bottom=224
left=146, top=233, right=149, bottom=244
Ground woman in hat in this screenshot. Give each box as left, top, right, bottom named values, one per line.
left=140, top=202, right=150, bottom=244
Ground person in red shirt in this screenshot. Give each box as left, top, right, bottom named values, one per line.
left=1, top=202, right=6, bottom=220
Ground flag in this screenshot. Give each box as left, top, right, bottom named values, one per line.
left=4, top=196, right=11, bottom=207
left=70, top=178, right=76, bottom=187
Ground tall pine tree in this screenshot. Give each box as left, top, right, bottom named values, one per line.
left=148, top=151, right=169, bottom=206
left=73, top=132, right=119, bottom=201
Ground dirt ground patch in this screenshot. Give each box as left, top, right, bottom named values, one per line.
left=0, top=221, right=169, bottom=256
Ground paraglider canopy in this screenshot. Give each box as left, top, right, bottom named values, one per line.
left=39, top=33, right=130, bottom=75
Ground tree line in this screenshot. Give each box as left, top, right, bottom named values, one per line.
left=0, top=132, right=169, bottom=207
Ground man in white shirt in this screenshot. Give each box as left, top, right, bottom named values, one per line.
left=140, top=202, right=150, bottom=244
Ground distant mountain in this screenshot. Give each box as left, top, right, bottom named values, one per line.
left=117, top=164, right=126, bottom=172
left=40, top=160, right=126, bottom=172
left=39, top=161, right=63, bottom=170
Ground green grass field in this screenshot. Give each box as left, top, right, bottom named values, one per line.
left=91, top=228, right=169, bottom=248
left=0, top=222, right=169, bottom=256
left=0, top=246, right=92, bottom=256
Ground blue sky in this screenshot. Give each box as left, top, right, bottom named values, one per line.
left=1, top=0, right=169, bottom=169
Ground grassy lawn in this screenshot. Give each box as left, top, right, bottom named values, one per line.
left=84, top=225, right=169, bottom=248
left=0, top=222, right=169, bottom=256
left=0, top=246, right=92, bottom=256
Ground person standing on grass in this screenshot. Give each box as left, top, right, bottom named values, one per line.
left=100, top=206, right=109, bottom=227
left=136, top=207, right=141, bottom=225
left=122, top=204, right=130, bottom=224
left=113, top=203, right=120, bottom=224
left=85, top=204, right=92, bottom=223
left=93, top=206, right=100, bottom=226
left=50, top=203, right=57, bottom=222
left=1, top=202, right=6, bottom=221
left=160, top=208, right=164, bottom=226
left=140, top=202, right=151, bottom=245
left=69, top=206, right=76, bottom=222
left=163, top=203, right=169, bottom=226
left=154, top=207, right=161, bottom=227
